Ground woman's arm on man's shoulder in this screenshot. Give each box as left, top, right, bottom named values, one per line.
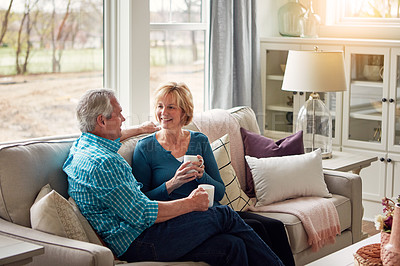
left=120, top=121, right=160, bottom=141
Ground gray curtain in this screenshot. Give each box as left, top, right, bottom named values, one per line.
left=209, top=0, right=263, bottom=132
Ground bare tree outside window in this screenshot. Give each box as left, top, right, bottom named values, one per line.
left=149, top=0, right=206, bottom=112
left=0, top=0, right=103, bottom=142
left=344, top=0, right=400, bottom=19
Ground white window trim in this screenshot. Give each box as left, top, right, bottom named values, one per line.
left=104, top=0, right=151, bottom=126
left=104, top=0, right=210, bottom=128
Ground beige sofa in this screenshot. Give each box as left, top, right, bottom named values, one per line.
left=0, top=106, right=363, bottom=266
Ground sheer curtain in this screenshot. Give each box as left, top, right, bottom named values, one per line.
left=209, top=0, right=263, bottom=131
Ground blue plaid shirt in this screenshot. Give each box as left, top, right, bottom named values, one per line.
left=63, top=132, right=158, bottom=257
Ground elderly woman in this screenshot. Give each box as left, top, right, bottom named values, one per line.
left=132, top=82, right=294, bottom=266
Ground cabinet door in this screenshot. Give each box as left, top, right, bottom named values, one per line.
left=343, top=147, right=386, bottom=202
left=261, top=42, right=301, bottom=139
left=343, top=147, right=386, bottom=220
left=386, top=153, right=400, bottom=198
left=343, top=46, right=390, bottom=151
left=388, top=48, right=400, bottom=153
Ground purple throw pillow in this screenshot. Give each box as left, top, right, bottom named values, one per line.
left=240, top=128, right=304, bottom=198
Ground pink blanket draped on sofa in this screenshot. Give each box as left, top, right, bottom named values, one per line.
left=249, top=196, right=341, bottom=251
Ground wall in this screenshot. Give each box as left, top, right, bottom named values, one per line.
left=256, top=0, right=308, bottom=38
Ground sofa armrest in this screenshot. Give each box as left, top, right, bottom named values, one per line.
left=0, top=218, right=114, bottom=266
left=323, top=169, right=363, bottom=243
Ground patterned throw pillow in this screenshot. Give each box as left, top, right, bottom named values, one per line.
left=30, top=184, right=89, bottom=242
left=68, top=197, right=104, bottom=246
left=211, top=134, right=253, bottom=211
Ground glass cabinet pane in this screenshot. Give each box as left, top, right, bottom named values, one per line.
left=265, top=50, right=294, bottom=133
left=348, top=54, right=384, bottom=143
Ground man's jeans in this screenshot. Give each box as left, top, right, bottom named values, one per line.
left=120, top=205, right=283, bottom=266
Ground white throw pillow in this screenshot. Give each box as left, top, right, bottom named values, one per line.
left=211, top=134, right=253, bottom=211
left=30, top=185, right=89, bottom=242
left=245, top=149, right=331, bottom=207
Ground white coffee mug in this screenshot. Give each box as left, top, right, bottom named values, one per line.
left=198, top=184, right=214, bottom=207
left=183, top=155, right=203, bottom=173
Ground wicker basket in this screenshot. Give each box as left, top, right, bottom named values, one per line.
left=354, top=243, right=382, bottom=266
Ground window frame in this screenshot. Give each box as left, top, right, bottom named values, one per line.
left=104, top=0, right=210, bottom=128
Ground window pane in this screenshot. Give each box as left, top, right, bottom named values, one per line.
left=150, top=30, right=204, bottom=112
left=0, top=0, right=103, bottom=142
left=150, top=0, right=202, bottom=23
left=344, top=0, right=400, bottom=18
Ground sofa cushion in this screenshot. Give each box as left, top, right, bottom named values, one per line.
left=240, top=128, right=304, bottom=197
left=30, top=185, right=89, bottom=242
left=251, top=194, right=351, bottom=254
left=246, top=149, right=331, bottom=206
left=229, top=106, right=261, bottom=135
left=211, top=134, right=252, bottom=211
left=0, top=140, right=74, bottom=227
left=119, top=136, right=141, bottom=167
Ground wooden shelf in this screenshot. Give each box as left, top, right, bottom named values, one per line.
left=351, top=80, right=383, bottom=87
left=266, top=74, right=284, bottom=81
left=350, top=112, right=381, bottom=121
left=266, top=104, right=292, bottom=112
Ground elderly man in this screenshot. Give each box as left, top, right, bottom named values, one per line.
left=63, top=88, right=283, bottom=266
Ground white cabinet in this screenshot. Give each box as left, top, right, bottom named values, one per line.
left=342, top=44, right=400, bottom=220
left=260, top=38, right=344, bottom=146
left=260, top=37, right=400, bottom=220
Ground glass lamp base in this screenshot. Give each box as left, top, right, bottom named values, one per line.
left=297, top=93, right=333, bottom=160
left=304, top=148, right=332, bottom=159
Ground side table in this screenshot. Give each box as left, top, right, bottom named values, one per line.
left=0, top=235, right=44, bottom=265
left=322, top=151, right=378, bottom=175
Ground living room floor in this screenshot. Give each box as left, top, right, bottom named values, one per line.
left=363, top=220, right=379, bottom=237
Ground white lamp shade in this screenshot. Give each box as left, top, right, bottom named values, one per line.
left=281, top=50, right=347, bottom=92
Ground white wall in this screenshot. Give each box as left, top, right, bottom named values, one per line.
left=257, top=0, right=308, bottom=38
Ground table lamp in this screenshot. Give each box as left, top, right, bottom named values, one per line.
left=281, top=48, right=347, bottom=159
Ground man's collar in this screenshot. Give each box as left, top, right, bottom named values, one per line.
left=81, top=132, right=122, bottom=152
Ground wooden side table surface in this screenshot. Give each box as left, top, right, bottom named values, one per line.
left=322, top=151, right=378, bottom=175
left=0, top=235, right=44, bottom=265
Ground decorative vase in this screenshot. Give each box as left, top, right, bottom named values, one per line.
left=381, top=231, right=391, bottom=259
left=299, top=0, right=320, bottom=38
left=278, top=0, right=306, bottom=37
left=382, top=204, right=400, bottom=265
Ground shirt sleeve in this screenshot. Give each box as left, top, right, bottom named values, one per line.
left=94, top=157, right=158, bottom=228
left=132, top=139, right=170, bottom=201
left=196, top=134, right=225, bottom=202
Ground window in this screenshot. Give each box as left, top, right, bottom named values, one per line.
left=325, top=0, right=400, bottom=24
left=341, top=0, right=400, bottom=20
left=149, top=0, right=209, bottom=112
left=320, top=0, right=400, bottom=39
left=0, top=0, right=103, bottom=142
left=105, top=1, right=209, bottom=128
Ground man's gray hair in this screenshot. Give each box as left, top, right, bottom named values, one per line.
left=76, top=89, right=116, bottom=133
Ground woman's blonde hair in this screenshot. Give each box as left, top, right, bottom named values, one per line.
left=153, top=82, right=194, bottom=126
